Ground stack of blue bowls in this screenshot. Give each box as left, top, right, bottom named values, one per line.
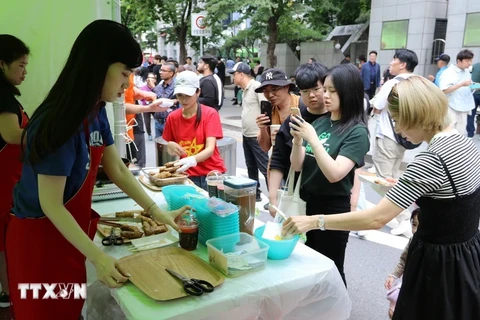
left=162, top=185, right=204, bottom=210
left=193, top=199, right=240, bottom=245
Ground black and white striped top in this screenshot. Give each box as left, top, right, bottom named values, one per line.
left=386, top=133, right=480, bottom=209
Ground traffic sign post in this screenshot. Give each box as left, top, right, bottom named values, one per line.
left=191, top=12, right=212, bottom=57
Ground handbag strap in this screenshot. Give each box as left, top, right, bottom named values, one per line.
left=293, top=170, right=302, bottom=197
left=279, top=167, right=302, bottom=201
left=283, top=167, right=296, bottom=196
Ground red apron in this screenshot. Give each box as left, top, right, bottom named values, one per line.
left=6, top=119, right=103, bottom=320
left=0, top=105, right=28, bottom=251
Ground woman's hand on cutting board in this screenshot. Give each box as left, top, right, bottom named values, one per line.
left=93, top=253, right=130, bottom=288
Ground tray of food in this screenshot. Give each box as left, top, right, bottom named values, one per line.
left=142, top=162, right=189, bottom=187
left=97, top=210, right=170, bottom=243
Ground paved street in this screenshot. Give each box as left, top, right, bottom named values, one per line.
left=140, top=85, right=480, bottom=320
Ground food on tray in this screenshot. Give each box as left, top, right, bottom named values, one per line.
left=115, top=211, right=135, bottom=218
left=140, top=211, right=152, bottom=218
left=374, top=179, right=392, bottom=187
left=165, top=166, right=181, bottom=173
left=158, top=172, right=172, bottom=179
left=120, top=225, right=142, bottom=233
left=147, top=165, right=187, bottom=181
left=164, top=161, right=177, bottom=168
left=121, top=230, right=144, bottom=239
left=100, top=209, right=170, bottom=242
left=153, top=224, right=168, bottom=234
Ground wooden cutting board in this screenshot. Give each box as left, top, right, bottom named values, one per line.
left=118, top=247, right=225, bottom=301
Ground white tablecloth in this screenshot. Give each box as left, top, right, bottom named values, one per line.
left=87, top=188, right=351, bottom=320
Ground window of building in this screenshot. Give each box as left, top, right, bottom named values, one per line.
left=464, top=12, right=480, bottom=47
left=381, top=20, right=409, bottom=50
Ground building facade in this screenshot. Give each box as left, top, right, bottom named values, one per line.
left=368, top=0, right=479, bottom=77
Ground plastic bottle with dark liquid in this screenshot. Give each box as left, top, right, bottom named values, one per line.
left=223, top=177, right=257, bottom=236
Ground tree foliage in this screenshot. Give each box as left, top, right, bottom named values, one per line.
left=120, top=0, right=157, bottom=50
left=121, top=0, right=370, bottom=66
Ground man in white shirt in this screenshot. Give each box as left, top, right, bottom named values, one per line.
left=373, top=49, right=418, bottom=179
left=373, top=49, right=418, bottom=237
left=228, top=62, right=269, bottom=201
left=439, top=49, right=475, bottom=135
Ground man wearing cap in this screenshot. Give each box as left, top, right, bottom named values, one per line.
left=255, top=69, right=300, bottom=153
left=440, top=49, right=475, bottom=135
left=228, top=62, right=269, bottom=202
left=428, top=54, right=450, bottom=87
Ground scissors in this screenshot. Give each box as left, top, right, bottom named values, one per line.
left=165, top=268, right=214, bottom=296
left=101, top=228, right=124, bottom=246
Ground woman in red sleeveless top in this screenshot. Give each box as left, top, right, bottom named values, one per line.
left=0, top=34, right=30, bottom=308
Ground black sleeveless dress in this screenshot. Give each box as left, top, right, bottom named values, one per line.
left=393, top=156, right=480, bottom=320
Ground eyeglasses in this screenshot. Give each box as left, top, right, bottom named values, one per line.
left=300, top=87, right=323, bottom=96
left=262, top=86, right=284, bottom=95
left=160, top=69, right=173, bottom=73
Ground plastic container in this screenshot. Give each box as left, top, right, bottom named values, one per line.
left=254, top=225, right=299, bottom=260
left=162, top=185, right=204, bottom=210
left=206, top=233, right=269, bottom=277
left=223, top=177, right=257, bottom=235
left=206, top=170, right=224, bottom=198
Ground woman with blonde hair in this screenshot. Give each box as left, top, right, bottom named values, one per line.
left=283, top=75, right=480, bottom=319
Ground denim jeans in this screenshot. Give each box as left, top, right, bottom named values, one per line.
left=189, top=176, right=207, bottom=191
left=155, top=119, right=165, bottom=138
left=466, top=94, right=480, bottom=137
left=143, top=112, right=154, bottom=136
left=242, top=136, right=269, bottom=196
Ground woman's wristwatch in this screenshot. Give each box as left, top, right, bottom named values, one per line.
left=317, top=215, right=326, bottom=231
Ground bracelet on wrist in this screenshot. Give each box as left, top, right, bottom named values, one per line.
left=146, top=202, right=158, bottom=215
left=388, top=274, right=398, bottom=279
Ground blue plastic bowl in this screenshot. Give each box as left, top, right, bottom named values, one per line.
left=254, top=225, right=299, bottom=260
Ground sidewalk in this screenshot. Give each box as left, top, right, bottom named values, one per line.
left=219, top=88, right=480, bottom=169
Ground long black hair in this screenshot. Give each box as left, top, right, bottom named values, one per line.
left=139, top=67, right=150, bottom=82
left=323, top=64, right=367, bottom=134
left=23, top=20, right=142, bottom=164
left=0, top=34, right=30, bottom=96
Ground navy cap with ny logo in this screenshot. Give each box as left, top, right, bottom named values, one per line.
left=255, top=68, right=296, bottom=93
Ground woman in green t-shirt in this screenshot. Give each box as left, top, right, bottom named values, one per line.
left=289, top=64, right=370, bottom=286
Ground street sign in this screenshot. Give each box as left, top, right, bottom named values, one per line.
left=191, top=12, right=212, bottom=37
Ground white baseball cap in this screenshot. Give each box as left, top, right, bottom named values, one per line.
left=174, top=71, right=199, bottom=96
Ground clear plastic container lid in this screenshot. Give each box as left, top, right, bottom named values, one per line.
left=223, top=177, right=257, bottom=189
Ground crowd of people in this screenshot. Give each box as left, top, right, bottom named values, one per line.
left=1, top=18, right=480, bottom=320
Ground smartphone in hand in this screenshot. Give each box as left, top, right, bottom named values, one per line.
left=260, top=101, right=273, bottom=125
left=290, top=107, right=301, bottom=118
left=290, top=107, right=303, bottom=131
